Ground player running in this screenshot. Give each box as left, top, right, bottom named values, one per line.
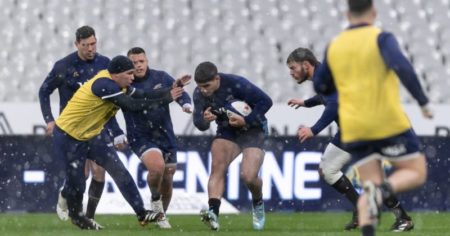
left=38, top=25, right=127, bottom=222
left=124, top=47, right=192, bottom=228
left=287, top=47, right=415, bottom=231
left=313, top=0, right=432, bottom=235
left=53, top=55, right=187, bottom=229
left=192, top=61, right=272, bottom=231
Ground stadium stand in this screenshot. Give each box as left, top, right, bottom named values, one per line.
left=1, top=0, right=449, bottom=103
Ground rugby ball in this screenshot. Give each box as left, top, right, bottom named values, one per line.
left=225, top=100, right=252, bottom=117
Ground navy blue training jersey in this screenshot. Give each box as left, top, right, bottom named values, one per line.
left=39, top=51, right=110, bottom=123
left=38, top=51, right=125, bottom=136
left=304, top=93, right=338, bottom=136
left=193, top=73, right=272, bottom=132
left=122, top=68, right=192, bottom=149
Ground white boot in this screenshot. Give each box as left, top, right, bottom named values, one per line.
left=151, top=199, right=172, bottom=229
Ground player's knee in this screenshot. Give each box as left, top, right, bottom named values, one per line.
left=321, top=164, right=341, bottom=185
left=163, top=167, right=176, bottom=181
left=318, top=167, right=324, bottom=177
left=410, top=156, right=427, bottom=186
left=164, top=166, right=176, bottom=175
left=416, top=166, right=427, bottom=186
left=144, top=160, right=165, bottom=173
left=92, top=167, right=106, bottom=182
left=240, top=172, right=257, bottom=185
left=149, top=169, right=164, bottom=179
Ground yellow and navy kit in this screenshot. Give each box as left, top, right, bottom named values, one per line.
left=39, top=52, right=110, bottom=123
left=314, top=24, right=429, bottom=143
left=56, top=70, right=124, bottom=141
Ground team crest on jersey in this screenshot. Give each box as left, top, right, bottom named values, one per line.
left=153, top=83, right=163, bottom=89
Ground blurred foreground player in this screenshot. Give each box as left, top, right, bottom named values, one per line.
left=286, top=47, right=415, bottom=231
left=314, top=0, right=433, bottom=235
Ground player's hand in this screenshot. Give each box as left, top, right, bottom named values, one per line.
left=203, top=107, right=217, bottom=122
left=421, top=104, right=434, bottom=119
left=288, top=98, right=305, bottom=109
left=170, top=87, right=184, bottom=100
left=228, top=113, right=246, bottom=127
left=46, top=121, right=55, bottom=136
left=173, top=75, right=191, bottom=88
left=297, top=126, right=314, bottom=143
left=182, top=103, right=193, bottom=113
left=114, top=134, right=128, bottom=150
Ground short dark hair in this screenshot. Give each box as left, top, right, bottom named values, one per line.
left=348, top=0, right=373, bottom=15
left=286, top=47, right=319, bottom=66
left=108, top=55, right=134, bottom=74
left=127, top=47, right=146, bottom=56
left=194, top=61, right=218, bottom=83
left=75, top=25, right=96, bottom=42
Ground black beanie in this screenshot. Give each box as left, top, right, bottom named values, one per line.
left=108, top=55, right=134, bottom=74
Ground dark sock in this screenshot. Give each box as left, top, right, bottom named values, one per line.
left=208, top=198, right=221, bottom=217
left=151, top=192, right=161, bottom=202
left=361, top=225, right=375, bottom=236
left=391, top=205, right=410, bottom=220
left=384, top=196, right=410, bottom=219
left=85, top=179, right=104, bottom=219
left=332, top=175, right=359, bottom=207
left=149, top=182, right=162, bottom=202
left=378, top=181, right=409, bottom=219
left=65, top=189, right=84, bottom=219
left=252, top=197, right=263, bottom=206
left=380, top=182, right=395, bottom=200
left=352, top=209, right=358, bottom=221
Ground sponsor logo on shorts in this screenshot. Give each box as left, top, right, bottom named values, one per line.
left=381, top=144, right=406, bottom=156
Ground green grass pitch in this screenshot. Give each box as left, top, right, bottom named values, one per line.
left=0, top=212, right=448, bottom=236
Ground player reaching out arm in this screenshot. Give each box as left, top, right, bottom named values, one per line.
left=287, top=47, right=415, bottom=231
left=53, top=55, right=187, bottom=229
left=123, top=47, right=193, bottom=229
left=38, top=25, right=127, bottom=222
left=313, top=1, right=432, bottom=235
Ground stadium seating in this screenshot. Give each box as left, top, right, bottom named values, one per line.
left=1, top=0, right=449, bottom=103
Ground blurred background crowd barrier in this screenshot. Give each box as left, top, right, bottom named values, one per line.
left=1, top=136, right=449, bottom=213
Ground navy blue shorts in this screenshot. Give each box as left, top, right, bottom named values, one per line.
left=343, top=129, right=421, bottom=162
left=129, top=136, right=177, bottom=164
left=215, top=123, right=268, bottom=149
left=53, top=126, right=146, bottom=216
left=53, top=126, right=119, bottom=169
